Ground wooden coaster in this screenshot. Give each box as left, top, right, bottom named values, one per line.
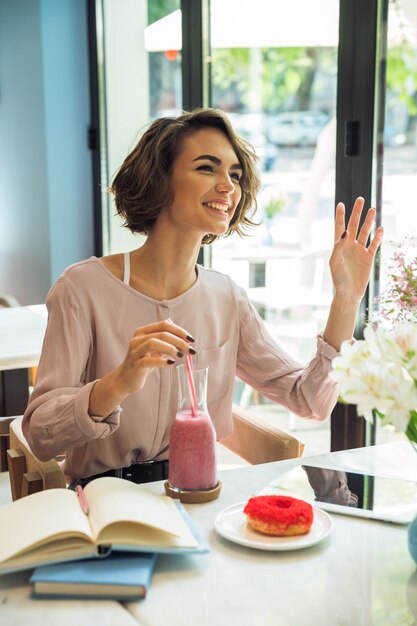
left=164, top=480, right=222, bottom=503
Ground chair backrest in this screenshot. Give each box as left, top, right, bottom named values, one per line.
left=0, top=292, right=20, bottom=308
left=7, top=416, right=66, bottom=501
left=219, top=404, right=304, bottom=464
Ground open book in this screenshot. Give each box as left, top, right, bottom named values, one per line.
left=0, top=477, right=207, bottom=575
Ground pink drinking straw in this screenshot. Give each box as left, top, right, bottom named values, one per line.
left=185, top=354, right=198, bottom=417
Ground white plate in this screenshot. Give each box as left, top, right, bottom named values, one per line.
left=214, top=501, right=333, bottom=551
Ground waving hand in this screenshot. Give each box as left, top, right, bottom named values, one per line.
left=323, top=197, right=384, bottom=351
left=329, top=197, right=384, bottom=301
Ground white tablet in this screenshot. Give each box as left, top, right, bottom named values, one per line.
left=263, top=464, right=417, bottom=524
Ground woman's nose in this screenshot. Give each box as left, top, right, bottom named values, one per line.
left=215, top=175, right=235, bottom=193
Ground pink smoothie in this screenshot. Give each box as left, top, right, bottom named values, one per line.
left=168, top=410, right=217, bottom=491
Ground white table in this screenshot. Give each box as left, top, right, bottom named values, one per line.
left=0, top=305, right=47, bottom=415
left=0, top=305, right=47, bottom=371
left=125, top=441, right=417, bottom=626
left=0, top=571, right=140, bottom=626
left=0, top=442, right=415, bottom=625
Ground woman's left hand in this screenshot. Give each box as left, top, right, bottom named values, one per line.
left=329, top=197, right=384, bottom=301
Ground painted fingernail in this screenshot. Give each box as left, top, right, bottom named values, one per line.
left=189, top=347, right=197, bottom=355
left=341, top=230, right=348, bottom=239
left=167, top=358, right=175, bottom=365
left=177, top=351, right=184, bottom=358
left=186, top=334, right=195, bottom=342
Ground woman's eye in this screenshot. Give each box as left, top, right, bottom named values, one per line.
left=230, top=172, right=241, bottom=182
left=196, top=164, right=214, bottom=173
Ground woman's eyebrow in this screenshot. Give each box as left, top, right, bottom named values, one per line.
left=192, top=154, right=242, bottom=170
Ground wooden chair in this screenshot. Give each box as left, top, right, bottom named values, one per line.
left=7, top=416, right=66, bottom=501
left=221, top=404, right=304, bottom=464
left=0, top=293, right=21, bottom=472
left=6, top=406, right=304, bottom=501
left=0, top=416, right=15, bottom=473
left=0, top=292, right=20, bottom=308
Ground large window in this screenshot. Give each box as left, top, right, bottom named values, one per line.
left=90, top=0, right=417, bottom=455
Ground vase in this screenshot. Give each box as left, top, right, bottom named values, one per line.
left=409, top=517, right=417, bottom=565
left=408, top=441, right=417, bottom=565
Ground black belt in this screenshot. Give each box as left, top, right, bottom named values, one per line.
left=70, top=460, right=169, bottom=489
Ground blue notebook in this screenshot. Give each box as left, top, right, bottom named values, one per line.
left=30, top=552, right=157, bottom=600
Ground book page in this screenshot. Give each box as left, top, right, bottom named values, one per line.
left=0, top=488, right=93, bottom=565
left=84, top=478, right=199, bottom=549
left=0, top=544, right=95, bottom=575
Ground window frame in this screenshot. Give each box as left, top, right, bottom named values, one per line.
left=87, top=0, right=388, bottom=451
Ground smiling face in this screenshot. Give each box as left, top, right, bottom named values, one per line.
left=163, top=127, right=243, bottom=240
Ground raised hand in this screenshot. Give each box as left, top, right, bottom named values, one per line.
left=323, top=197, right=384, bottom=350
left=329, top=197, right=384, bottom=301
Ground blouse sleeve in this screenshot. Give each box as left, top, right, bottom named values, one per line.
left=22, top=278, right=121, bottom=462
left=235, top=286, right=339, bottom=421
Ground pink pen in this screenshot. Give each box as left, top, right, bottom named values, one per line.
left=76, top=484, right=90, bottom=515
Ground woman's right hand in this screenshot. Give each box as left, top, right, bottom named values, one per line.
left=115, top=319, right=195, bottom=394
left=88, top=319, right=194, bottom=417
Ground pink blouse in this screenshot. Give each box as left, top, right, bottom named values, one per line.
left=23, top=257, right=339, bottom=478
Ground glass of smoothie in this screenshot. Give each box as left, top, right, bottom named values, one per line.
left=168, top=363, right=217, bottom=493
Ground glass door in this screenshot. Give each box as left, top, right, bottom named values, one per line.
left=373, top=0, right=417, bottom=445
left=209, top=0, right=340, bottom=455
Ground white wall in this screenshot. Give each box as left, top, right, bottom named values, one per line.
left=0, top=0, right=94, bottom=305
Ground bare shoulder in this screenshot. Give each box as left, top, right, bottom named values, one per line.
left=98, top=253, right=124, bottom=281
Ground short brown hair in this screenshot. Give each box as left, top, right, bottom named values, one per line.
left=109, top=108, right=261, bottom=244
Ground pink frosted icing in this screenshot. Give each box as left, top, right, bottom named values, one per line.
left=168, top=411, right=217, bottom=491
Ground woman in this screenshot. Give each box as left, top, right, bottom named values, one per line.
left=23, top=108, right=383, bottom=484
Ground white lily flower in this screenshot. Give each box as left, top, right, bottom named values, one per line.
left=331, top=322, right=417, bottom=441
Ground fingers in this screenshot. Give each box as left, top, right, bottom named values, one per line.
left=133, top=329, right=194, bottom=358
left=334, top=202, right=346, bottom=243
left=165, top=318, right=195, bottom=343
left=130, top=335, right=194, bottom=361
left=135, top=355, right=177, bottom=369
left=346, top=196, right=365, bottom=239
left=367, top=226, right=384, bottom=257
left=335, top=197, right=383, bottom=251
left=117, top=320, right=197, bottom=395
left=127, top=319, right=197, bottom=376
left=356, top=207, right=376, bottom=247
left=120, top=335, right=186, bottom=390
left=134, top=319, right=194, bottom=342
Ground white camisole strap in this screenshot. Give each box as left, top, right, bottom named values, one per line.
left=123, top=252, right=131, bottom=285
